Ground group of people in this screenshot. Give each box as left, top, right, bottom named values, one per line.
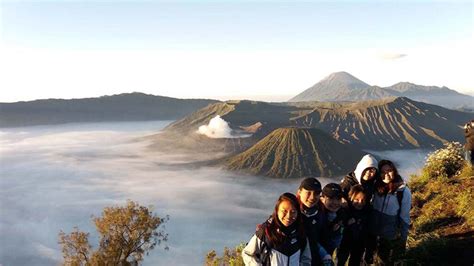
left=242, top=154, right=412, bottom=266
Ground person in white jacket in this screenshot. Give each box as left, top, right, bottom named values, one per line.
left=242, top=192, right=312, bottom=266
left=367, top=160, right=411, bottom=265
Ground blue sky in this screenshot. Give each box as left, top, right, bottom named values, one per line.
left=1, top=0, right=473, bottom=101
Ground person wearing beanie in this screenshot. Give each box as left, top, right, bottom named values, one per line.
left=242, top=192, right=311, bottom=265
left=319, top=183, right=345, bottom=260
left=340, top=154, right=378, bottom=203
left=366, top=160, right=411, bottom=265
left=297, top=177, right=331, bottom=266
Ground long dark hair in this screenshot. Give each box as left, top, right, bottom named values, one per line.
left=376, top=160, right=404, bottom=194
left=266, top=193, right=306, bottom=248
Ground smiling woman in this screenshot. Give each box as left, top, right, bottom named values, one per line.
left=241, top=193, right=311, bottom=266
left=366, top=160, right=412, bottom=264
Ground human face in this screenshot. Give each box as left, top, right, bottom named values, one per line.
left=351, top=192, right=366, bottom=210
left=321, top=196, right=342, bottom=212
left=277, top=200, right=298, bottom=227
left=362, top=167, right=377, bottom=181
left=298, top=188, right=321, bottom=208
left=381, top=164, right=395, bottom=183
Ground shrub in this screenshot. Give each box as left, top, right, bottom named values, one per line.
left=423, top=142, right=465, bottom=179
left=59, top=200, right=169, bottom=266
left=205, top=243, right=245, bottom=266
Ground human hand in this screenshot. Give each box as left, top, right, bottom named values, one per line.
left=347, top=218, right=355, bottom=225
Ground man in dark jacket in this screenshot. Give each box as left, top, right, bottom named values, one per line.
left=465, top=120, right=474, bottom=166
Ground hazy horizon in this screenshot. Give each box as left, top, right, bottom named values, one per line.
left=0, top=120, right=429, bottom=265
left=0, top=91, right=295, bottom=104
left=1, top=88, right=473, bottom=104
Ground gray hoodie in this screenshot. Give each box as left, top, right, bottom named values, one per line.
left=340, top=154, right=378, bottom=200
left=354, top=154, right=378, bottom=183
left=369, top=184, right=411, bottom=241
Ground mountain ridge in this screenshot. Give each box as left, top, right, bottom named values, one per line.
left=0, top=92, right=219, bottom=127
left=289, top=72, right=473, bottom=109
left=158, top=97, right=471, bottom=151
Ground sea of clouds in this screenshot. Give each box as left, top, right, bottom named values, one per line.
left=0, top=121, right=429, bottom=265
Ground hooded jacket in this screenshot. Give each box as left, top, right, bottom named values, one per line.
left=340, top=154, right=378, bottom=200
left=242, top=220, right=312, bottom=266
left=369, top=183, right=411, bottom=241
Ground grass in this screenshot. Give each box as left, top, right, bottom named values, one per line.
left=406, top=149, right=473, bottom=265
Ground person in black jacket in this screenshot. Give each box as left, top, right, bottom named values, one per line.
left=297, top=177, right=330, bottom=266
left=336, top=185, right=370, bottom=266
left=464, top=120, right=474, bottom=166
left=319, top=183, right=345, bottom=259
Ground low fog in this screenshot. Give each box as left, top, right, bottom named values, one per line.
left=0, top=121, right=428, bottom=265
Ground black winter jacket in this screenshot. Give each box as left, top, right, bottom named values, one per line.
left=301, top=203, right=327, bottom=266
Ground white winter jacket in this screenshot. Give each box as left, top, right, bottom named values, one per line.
left=242, top=229, right=311, bottom=266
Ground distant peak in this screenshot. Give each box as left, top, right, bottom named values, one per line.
left=391, top=81, right=416, bottom=87
left=322, top=72, right=369, bottom=86
left=326, top=71, right=355, bottom=78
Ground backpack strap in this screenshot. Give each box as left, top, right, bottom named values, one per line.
left=255, top=224, right=272, bottom=266
left=396, top=189, right=404, bottom=220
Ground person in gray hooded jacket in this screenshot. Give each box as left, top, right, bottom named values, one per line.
left=367, top=160, right=411, bottom=265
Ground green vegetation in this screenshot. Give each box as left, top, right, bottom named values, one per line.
left=58, top=200, right=169, bottom=266
left=205, top=244, right=245, bottom=266
left=406, top=142, right=474, bottom=265
left=208, top=142, right=474, bottom=265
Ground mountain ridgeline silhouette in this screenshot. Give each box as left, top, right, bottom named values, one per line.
left=226, top=127, right=364, bottom=178
left=0, top=93, right=218, bottom=127
left=289, top=72, right=473, bottom=109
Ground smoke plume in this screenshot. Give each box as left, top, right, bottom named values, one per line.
left=197, top=115, right=233, bottom=138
